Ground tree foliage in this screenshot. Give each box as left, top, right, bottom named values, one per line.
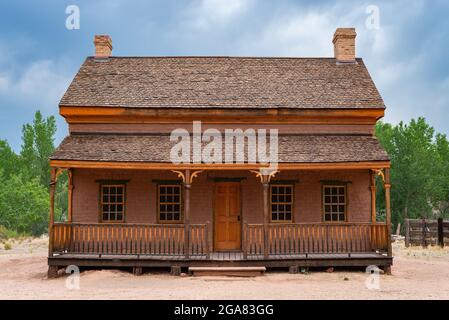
left=375, top=117, right=449, bottom=227
left=0, top=111, right=59, bottom=236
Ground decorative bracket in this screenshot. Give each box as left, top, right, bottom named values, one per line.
left=188, top=170, right=204, bottom=184
left=171, top=170, right=204, bottom=185
left=171, top=170, right=186, bottom=183
left=372, top=169, right=385, bottom=184
left=250, top=168, right=279, bottom=184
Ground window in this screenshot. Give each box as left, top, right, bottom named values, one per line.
left=101, top=185, right=125, bottom=222
left=270, top=184, right=293, bottom=222
left=158, top=184, right=182, bottom=222
left=323, top=185, right=346, bottom=222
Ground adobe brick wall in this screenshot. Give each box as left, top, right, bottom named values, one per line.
left=71, top=169, right=372, bottom=224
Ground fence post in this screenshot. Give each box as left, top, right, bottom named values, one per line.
left=421, top=218, right=427, bottom=248
left=405, top=219, right=410, bottom=247
left=438, top=218, right=444, bottom=248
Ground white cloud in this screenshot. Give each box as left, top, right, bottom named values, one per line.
left=0, top=60, right=71, bottom=112
left=184, top=0, right=253, bottom=30
left=253, top=11, right=334, bottom=56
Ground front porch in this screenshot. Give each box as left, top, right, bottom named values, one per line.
left=47, top=164, right=393, bottom=273
left=48, top=221, right=391, bottom=269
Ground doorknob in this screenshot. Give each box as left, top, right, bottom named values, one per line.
left=237, top=215, right=241, bottom=221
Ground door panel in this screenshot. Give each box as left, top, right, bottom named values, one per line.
left=214, top=182, right=241, bottom=251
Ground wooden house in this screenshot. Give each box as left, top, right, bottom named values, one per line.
left=47, top=28, right=392, bottom=276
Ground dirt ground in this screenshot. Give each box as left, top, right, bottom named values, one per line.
left=1, top=236, right=449, bottom=300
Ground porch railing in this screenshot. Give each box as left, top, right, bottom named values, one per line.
left=51, top=222, right=389, bottom=258
left=243, top=222, right=389, bottom=256
left=51, top=222, right=209, bottom=257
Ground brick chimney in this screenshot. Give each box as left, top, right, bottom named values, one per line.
left=332, top=28, right=356, bottom=63
left=94, top=35, right=112, bottom=58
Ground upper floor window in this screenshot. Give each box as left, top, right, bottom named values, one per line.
left=101, top=184, right=125, bottom=222
left=323, top=185, right=346, bottom=222
left=158, top=184, right=182, bottom=222
left=270, top=184, right=293, bottom=222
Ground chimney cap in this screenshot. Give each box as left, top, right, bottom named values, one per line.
left=332, top=28, right=356, bottom=43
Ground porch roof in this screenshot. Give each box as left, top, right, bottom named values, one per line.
left=50, top=134, right=389, bottom=164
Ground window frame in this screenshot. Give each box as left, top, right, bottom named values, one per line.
left=157, top=183, right=183, bottom=224
left=269, top=183, right=294, bottom=223
left=99, top=184, right=126, bottom=223
left=322, top=184, right=347, bottom=223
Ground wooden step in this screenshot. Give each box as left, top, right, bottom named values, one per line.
left=188, top=266, right=266, bottom=277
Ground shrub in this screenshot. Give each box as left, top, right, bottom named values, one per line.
left=0, top=174, right=50, bottom=236
left=0, top=225, right=19, bottom=240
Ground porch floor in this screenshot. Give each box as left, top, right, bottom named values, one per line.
left=49, top=251, right=392, bottom=269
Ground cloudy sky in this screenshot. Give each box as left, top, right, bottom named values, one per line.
left=0, top=0, right=448, bottom=151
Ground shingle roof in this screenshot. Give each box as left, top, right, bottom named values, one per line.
left=50, top=134, right=389, bottom=163
left=59, top=57, right=385, bottom=109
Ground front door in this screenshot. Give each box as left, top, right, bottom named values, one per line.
left=214, top=182, right=241, bottom=251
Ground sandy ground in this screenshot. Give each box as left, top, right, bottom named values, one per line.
left=1, top=236, right=449, bottom=300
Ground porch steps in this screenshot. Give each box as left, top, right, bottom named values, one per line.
left=188, top=266, right=266, bottom=277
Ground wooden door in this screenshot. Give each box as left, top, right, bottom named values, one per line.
left=214, top=182, right=241, bottom=251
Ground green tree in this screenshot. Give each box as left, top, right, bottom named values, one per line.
left=20, top=111, right=56, bottom=187
left=0, top=139, right=19, bottom=178
left=376, top=118, right=439, bottom=227
left=431, top=133, right=449, bottom=217
left=0, top=172, right=51, bottom=236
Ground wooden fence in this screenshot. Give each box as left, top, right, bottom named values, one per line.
left=404, top=218, right=449, bottom=247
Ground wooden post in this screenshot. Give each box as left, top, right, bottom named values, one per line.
left=384, top=168, right=392, bottom=257
left=243, top=223, right=247, bottom=260
left=370, top=170, right=376, bottom=223
left=206, top=220, right=212, bottom=259
left=263, top=181, right=269, bottom=258
left=48, top=168, right=57, bottom=257
left=67, top=169, right=73, bottom=223
left=438, top=218, right=444, bottom=248
left=421, top=218, right=427, bottom=248
left=405, top=218, right=410, bottom=247
left=184, top=170, right=191, bottom=259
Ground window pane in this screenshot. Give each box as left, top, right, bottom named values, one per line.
left=159, top=185, right=182, bottom=221
left=270, top=185, right=293, bottom=221
left=324, top=214, right=331, bottom=221
left=339, top=213, right=345, bottom=221
left=101, top=185, right=125, bottom=221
